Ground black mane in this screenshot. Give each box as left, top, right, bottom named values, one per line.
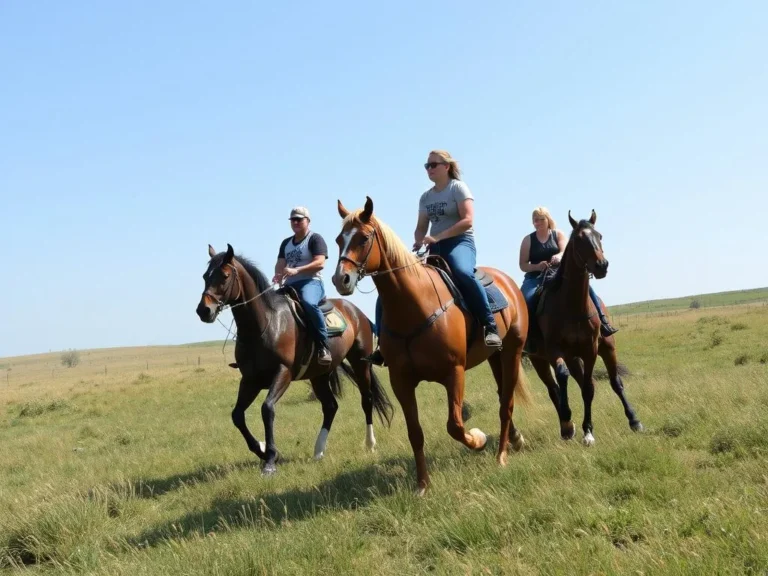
left=209, top=251, right=280, bottom=310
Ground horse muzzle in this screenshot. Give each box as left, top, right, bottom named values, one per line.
left=333, top=262, right=359, bottom=296
left=593, top=260, right=609, bottom=279
left=196, top=297, right=218, bottom=323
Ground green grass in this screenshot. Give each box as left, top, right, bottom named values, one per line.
left=608, top=286, right=768, bottom=315
left=2, top=305, right=768, bottom=574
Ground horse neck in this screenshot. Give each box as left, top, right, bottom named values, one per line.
left=372, top=243, right=439, bottom=329
left=231, top=264, right=271, bottom=339
left=560, top=244, right=591, bottom=313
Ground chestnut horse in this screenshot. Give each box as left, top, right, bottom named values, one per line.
left=196, top=244, right=394, bottom=475
left=332, top=197, right=532, bottom=495
left=525, top=211, right=643, bottom=446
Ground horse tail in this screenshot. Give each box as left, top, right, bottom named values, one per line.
left=329, top=367, right=344, bottom=399
left=514, top=362, right=534, bottom=408
left=338, top=361, right=395, bottom=428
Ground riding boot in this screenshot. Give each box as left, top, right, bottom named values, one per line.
left=362, top=347, right=386, bottom=366
left=599, top=314, right=619, bottom=337
left=317, top=338, right=333, bottom=365
left=483, top=322, right=503, bottom=348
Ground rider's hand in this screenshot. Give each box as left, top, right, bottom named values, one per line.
left=538, top=261, right=549, bottom=272
left=550, top=255, right=561, bottom=266
left=282, top=267, right=298, bottom=279
left=271, top=274, right=282, bottom=284
left=423, top=235, right=438, bottom=246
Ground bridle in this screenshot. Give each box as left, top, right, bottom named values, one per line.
left=204, top=262, right=275, bottom=316
left=337, top=226, right=427, bottom=285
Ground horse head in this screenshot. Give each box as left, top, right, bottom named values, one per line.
left=196, top=243, right=242, bottom=322
left=567, top=210, right=609, bottom=279
left=332, top=196, right=384, bottom=295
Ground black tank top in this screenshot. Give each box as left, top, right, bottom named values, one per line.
left=525, top=230, right=559, bottom=278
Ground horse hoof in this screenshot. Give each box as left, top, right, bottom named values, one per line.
left=365, top=440, right=376, bottom=452
left=582, top=433, right=595, bottom=447
left=561, top=422, right=576, bottom=440
left=510, top=432, right=526, bottom=452
left=468, top=428, right=488, bottom=451
left=261, top=463, right=277, bottom=476
left=314, top=451, right=324, bottom=461
left=631, top=421, right=644, bottom=433
left=415, top=486, right=427, bottom=498
left=496, top=452, right=508, bottom=467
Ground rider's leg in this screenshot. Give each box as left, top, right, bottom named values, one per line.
left=296, top=279, right=332, bottom=364
left=588, top=284, right=618, bottom=337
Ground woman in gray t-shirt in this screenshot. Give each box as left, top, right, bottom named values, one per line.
left=364, top=150, right=502, bottom=366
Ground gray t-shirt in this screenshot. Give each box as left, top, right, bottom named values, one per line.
left=418, top=179, right=474, bottom=238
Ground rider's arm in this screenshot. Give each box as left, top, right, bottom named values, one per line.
left=432, top=199, right=474, bottom=242
left=413, top=211, right=430, bottom=247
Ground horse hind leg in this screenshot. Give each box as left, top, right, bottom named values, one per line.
left=494, top=346, right=529, bottom=465
left=345, top=356, right=378, bottom=452
left=598, top=338, right=643, bottom=432
left=310, top=374, right=339, bottom=460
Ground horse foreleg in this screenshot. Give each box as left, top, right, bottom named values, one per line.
left=529, top=355, right=573, bottom=439
left=260, top=366, right=292, bottom=475
left=598, top=338, right=643, bottom=432
left=231, top=376, right=267, bottom=460
left=565, top=354, right=597, bottom=446
left=310, top=374, right=338, bottom=460
left=390, top=374, right=429, bottom=496
left=443, top=365, right=488, bottom=453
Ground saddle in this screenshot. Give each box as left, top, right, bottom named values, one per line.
left=425, top=255, right=508, bottom=315
left=278, top=286, right=347, bottom=337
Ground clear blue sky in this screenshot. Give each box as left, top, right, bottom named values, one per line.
left=2, top=1, right=766, bottom=358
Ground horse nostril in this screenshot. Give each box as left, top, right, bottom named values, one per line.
left=343, top=274, right=351, bottom=286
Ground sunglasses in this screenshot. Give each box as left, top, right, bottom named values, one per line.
left=424, top=161, right=447, bottom=170
left=290, top=217, right=306, bottom=223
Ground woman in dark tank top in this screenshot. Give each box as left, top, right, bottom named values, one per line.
left=518, top=206, right=617, bottom=340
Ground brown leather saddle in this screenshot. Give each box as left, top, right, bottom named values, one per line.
left=278, top=286, right=347, bottom=337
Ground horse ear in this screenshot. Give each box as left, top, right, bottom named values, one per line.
left=208, top=244, right=216, bottom=258
left=337, top=199, right=349, bottom=218
left=568, top=210, right=578, bottom=229
left=589, top=209, right=597, bottom=225
left=225, top=243, right=234, bottom=264
left=361, top=196, right=374, bottom=223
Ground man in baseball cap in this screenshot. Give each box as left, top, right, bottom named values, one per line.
left=273, top=206, right=332, bottom=365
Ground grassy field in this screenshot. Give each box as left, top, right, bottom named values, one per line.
left=2, top=304, right=768, bottom=575
left=608, top=286, right=768, bottom=315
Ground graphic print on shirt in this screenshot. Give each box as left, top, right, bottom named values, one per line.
left=284, top=242, right=306, bottom=269
left=425, top=201, right=448, bottom=223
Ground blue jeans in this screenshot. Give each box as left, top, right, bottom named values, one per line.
left=521, top=273, right=606, bottom=322
left=286, top=278, right=329, bottom=344
left=373, top=234, right=495, bottom=335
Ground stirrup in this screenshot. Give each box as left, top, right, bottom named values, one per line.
left=484, top=326, right=503, bottom=348
left=317, top=345, right=332, bottom=365
left=600, top=322, right=619, bottom=337
left=362, top=349, right=386, bottom=366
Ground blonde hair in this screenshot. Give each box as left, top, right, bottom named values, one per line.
left=532, top=206, right=557, bottom=230
left=429, top=150, right=462, bottom=180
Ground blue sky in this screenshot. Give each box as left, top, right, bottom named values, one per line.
left=1, top=1, right=766, bottom=358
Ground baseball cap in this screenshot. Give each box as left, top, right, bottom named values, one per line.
left=289, top=206, right=310, bottom=220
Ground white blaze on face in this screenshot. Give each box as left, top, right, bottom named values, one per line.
left=335, top=227, right=358, bottom=279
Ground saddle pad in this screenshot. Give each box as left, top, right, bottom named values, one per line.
left=325, top=309, right=348, bottom=336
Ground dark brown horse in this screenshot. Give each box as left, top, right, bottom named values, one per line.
left=196, top=244, right=394, bottom=474
left=332, top=197, right=532, bottom=495
left=525, top=211, right=643, bottom=445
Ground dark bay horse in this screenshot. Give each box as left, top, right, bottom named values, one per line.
left=196, top=244, right=394, bottom=474
left=526, top=211, right=643, bottom=445
left=332, top=197, right=532, bottom=495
